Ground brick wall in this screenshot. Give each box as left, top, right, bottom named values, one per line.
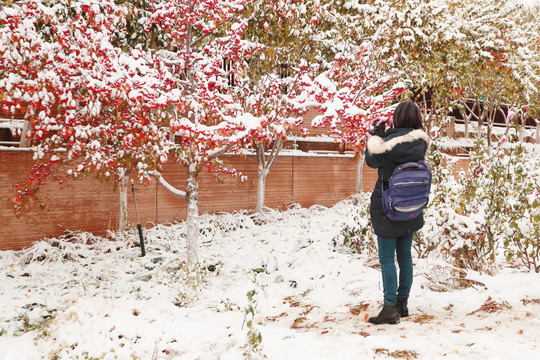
left=1, top=149, right=378, bottom=250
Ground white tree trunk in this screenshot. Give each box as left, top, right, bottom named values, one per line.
left=355, top=150, right=365, bottom=194
left=461, top=100, right=480, bottom=139
left=255, top=139, right=282, bottom=212
left=256, top=164, right=267, bottom=211
left=118, top=172, right=130, bottom=233
left=486, top=122, right=492, bottom=156
left=185, top=163, right=199, bottom=270
left=503, top=108, right=510, bottom=140
left=478, top=113, right=483, bottom=140
left=486, top=107, right=494, bottom=156
left=519, top=115, right=527, bottom=142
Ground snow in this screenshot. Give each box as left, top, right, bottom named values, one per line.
left=1, top=199, right=540, bottom=360
left=0, top=146, right=33, bottom=152
left=518, top=0, right=540, bottom=6
left=0, top=0, right=539, bottom=357
left=0, top=119, right=24, bottom=130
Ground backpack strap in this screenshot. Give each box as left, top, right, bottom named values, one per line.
left=380, top=167, right=390, bottom=190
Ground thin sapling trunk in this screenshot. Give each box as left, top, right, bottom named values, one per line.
left=355, top=149, right=365, bottom=194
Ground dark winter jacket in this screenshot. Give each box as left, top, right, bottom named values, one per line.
left=365, top=127, right=430, bottom=238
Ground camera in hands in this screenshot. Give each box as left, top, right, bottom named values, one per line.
left=368, top=117, right=390, bottom=137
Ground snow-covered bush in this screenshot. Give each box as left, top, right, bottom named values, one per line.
left=420, top=140, right=540, bottom=273
left=457, top=142, right=539, bottom=271
left=493, top=146, right=540, bottom=272
left=331, top=193, right=377, bottom=256
left=414, top=140, right=460, bottom=258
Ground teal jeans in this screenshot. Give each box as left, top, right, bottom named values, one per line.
left=377, top=234, right=414, bottom=305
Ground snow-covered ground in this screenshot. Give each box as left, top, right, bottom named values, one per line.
left=519, top=0, right=540, bottom=6
left=1, top=197, right=540, bottom=360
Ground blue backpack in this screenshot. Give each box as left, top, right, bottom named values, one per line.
left=382, top=160, right=432, bottom=221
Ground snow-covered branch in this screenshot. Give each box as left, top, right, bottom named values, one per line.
left=149, top=172, right=187, bottom=199
left=207, top=144, right=234, bottom=160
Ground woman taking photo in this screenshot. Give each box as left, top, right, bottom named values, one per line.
left=365, top=101, right=430, bottom=325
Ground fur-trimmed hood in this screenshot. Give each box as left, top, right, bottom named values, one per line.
left=367, top=129, right=430, bottom=155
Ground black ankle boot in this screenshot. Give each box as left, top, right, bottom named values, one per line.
left=368, top=304, right=400, bottom=325
left=396, top=298, right=409, bottom=317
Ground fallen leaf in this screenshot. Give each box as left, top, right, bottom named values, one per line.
left=291, top=317, right=307, bottom=329
left=354, top=331, right=370, bottom=337
left=468, top=297, right=511, bottom=315
left=266, top=312, right=288, bottom=322
left=349, top=303, right=369, bottom=316
left=411, top=314, right=435, bottom=323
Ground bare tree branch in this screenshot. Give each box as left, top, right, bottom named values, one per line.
left=266, top=137, right=283, bottom=171
left=256, top=142, right=265, bottom=165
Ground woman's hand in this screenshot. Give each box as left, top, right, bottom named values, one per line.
left=375, top=116, right=393, bottom=127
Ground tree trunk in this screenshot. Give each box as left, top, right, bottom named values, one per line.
left=421, top=92, right=432, bottom=134
left=486, top=121, right=492, bottom=156
left=519, top=120, right=526, bottom=142
left=486, top=107, right=494, bottom=156
left=118, top=171, right=130, bottom=233
left=256, top=164, right=267, bottom=211
left=477, top=102, right=484, bottom=140
left=460, top=100, right=479, bottom=139
left=184, top=1, right=198, bottom=270
left=519, top=114, right=528, bottom=142
left=185, top=163, right=199, bottom=270
left=458, top=107, right=468, bottom=138
left=500, top=107, right=510, bottom=140
left=485, top=101, right=498, bottom=156
left=255, top=138, right=282, bottom=212
left=255, top=143, right=266, bottom=211
left=536, top=121, right=539, bottom=144
left=19, top=120, right=31, bottom=147
left=185, top=1, right=194, bottom=83
left=355, top=150, right=365, bottom=194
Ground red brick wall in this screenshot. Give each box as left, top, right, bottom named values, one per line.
left=1, top=149, right=120, bottom=250
left=1, top=150, right=378, bottom=250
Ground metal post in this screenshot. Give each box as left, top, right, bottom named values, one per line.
left=131, top=180, right=146, bottom=257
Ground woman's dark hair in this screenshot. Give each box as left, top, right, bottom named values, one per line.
left=393, top=101, right=423, bottom=129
